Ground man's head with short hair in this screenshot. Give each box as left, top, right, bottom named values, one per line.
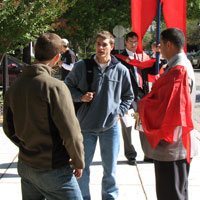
left=34, top=33, right=62, bottom=62
left=61, top=38, right=69, bottom=54
left=151, top=42, right=157, bottom=54
left=161, top=28, right=185, bottom=50
left=62, top=38, right=69, bottom=48
left=95, top=31, right=115, bottom=45
left=151, top=42, right=157, bottom=48
left=125, top=31, right=138, bottom=41
left=95, top=31, right=114, bottom=64
left=160, top=28, right=185, bottom=60
left=125, top=31, right=139, bottom=53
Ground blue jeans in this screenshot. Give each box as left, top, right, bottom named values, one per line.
left=17, top=160, right=83, bottom=200
left=78, top=123, right=120, bottom=200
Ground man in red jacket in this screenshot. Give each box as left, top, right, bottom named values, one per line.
left=139, top=28, right=197, bottom=200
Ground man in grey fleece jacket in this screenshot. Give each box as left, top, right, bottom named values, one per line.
left=66, top=31, right=134, bottom=200
left=3, top=33, right=84, bottom=200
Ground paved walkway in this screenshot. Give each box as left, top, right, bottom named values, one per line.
left=0, top=70, right=200, bottom=200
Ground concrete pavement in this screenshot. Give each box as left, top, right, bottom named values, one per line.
left=0, top=70, right=200, bottom=200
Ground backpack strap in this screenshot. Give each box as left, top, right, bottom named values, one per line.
left=83, top=58, right=95, bottom=91
left=73, top=58, right=95, bottom=114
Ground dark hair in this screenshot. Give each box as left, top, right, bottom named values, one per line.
left=151, top=41, right=157, bottom=48
left=125, top=31, right=138, bottom=41
left=34, top=33, right=62, bottom=61
left=95, top=31, right=115, bottom=45
left=161, top=28, right=185, bottom=49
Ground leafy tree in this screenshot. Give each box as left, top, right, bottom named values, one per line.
left=55, top=0, right=200, bottom=57
left=187, top=0, right=200, bottom=19
left=1, top=0, right=199, bottom=58
left=186, top=0, right=200, bottom=50
left=54, top=0, right=130, bottom=58
left=0, top=0, right=75, bottom=57
left=187, top=19, right=200, bottom=51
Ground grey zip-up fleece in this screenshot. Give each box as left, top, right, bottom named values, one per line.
left=65, top=55, right=134, bottom=132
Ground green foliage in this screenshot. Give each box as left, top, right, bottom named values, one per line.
left=187, top=0, right=200, bottom=19
left=187, top=19, right=200, bottom=46
left=0, top=0, right=199, bottom=58
left=55, top=0, right=130, bottom=58
left=187, top=0, right=200, bottom=49
left=55, top=0, right=200, bottom=57
left=0, top=0, right=74, bottom=54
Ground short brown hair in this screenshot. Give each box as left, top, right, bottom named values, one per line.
left=34, top=33, right=62, bottom=61
left=95, top=31, right=115, bottom=45
left=161, top=28, right=185, bottom=50
left=125, top=31, right=138, bottom=41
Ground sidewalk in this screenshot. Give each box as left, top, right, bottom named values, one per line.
left=0, top=126, right=200, bottom=200
left=0, top=71, right=200, bottom=200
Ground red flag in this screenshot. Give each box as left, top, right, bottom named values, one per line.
left=162, top=0, right=187, bottom=50
left=115, top=54, right=156, bottom=69
left=131, top=0, right=187, bottom=51
left=131, top=0, right=157, bottom=52
left=138, top=66, right=193, bottom=162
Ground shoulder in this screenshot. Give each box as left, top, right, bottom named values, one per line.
left=137, top=51, right=150, bottom=61
left=68, top=48, right=76, bottom=56
left=121, top=50, right=128, bottom=56
left=44, top=76, right=67, bottom=91
left=67, top=59, right=87, bottom=80
left=73, top=60, right=86, bottom=70
left=175, top=54, right=195, bottom=80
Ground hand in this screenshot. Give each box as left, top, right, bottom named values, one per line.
left=81, top=92, right=95, bottom=102
left=73, top=168, right=83, bottom=179
left=125, top=58, right=131, bottom=63
left=58, top=60, right=63, bottom=68
left=133, top=112, right=139, bottom=120
left=156, top=44, right=161, bottom=53
left=69, top=159, right=83, bottom=179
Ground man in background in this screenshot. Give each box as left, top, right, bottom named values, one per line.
left=117, top=31, right=150, bottom=165
left=60, top=38, right=77, bottom=80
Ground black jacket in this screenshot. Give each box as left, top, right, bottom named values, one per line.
left=118, top=50, right=149, bottom=100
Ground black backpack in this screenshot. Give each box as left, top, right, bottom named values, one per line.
left=73, top=58, right=95, bottom=113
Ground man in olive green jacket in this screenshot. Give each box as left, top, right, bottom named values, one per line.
left=3, top=33, right=84, bottom=200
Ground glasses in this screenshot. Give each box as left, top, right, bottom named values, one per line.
left=127, top=40, right=138, bottom=45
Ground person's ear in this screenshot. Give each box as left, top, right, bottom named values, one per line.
left=52, top=53, right=61, bottom=65
left=111, top=43, right=114, bottom=51
left=166, top=41, right=172, bottom=48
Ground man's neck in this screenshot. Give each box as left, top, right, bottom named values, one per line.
left=167, top=49, right=183, bottom=61
left=34, top=60, right=54, bottom=68
left=96, top=56, right=111, bottom=64
left=126, top=48, right=136, bottom=56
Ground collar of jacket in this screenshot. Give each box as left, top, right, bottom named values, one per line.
left=91, top=54, right=119, bottom=69
left=22, top=64, right=52, bottom=76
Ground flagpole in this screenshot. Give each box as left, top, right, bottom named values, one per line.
left=155, top=0, right=162, bottom=74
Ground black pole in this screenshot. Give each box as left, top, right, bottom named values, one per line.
left=23, top=43, right=31, bottom=64
left=155, top=0, right=162, bottom=74
left=2, top=54, right=9, bottom=97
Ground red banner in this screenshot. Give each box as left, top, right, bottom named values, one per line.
left=115, top=54, right=156, bottom=69
left=131, top=0, right=157, bottom=52
left=162, top=0, right=187, bottom=50
left=131, top=0, right=187, bottom=51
